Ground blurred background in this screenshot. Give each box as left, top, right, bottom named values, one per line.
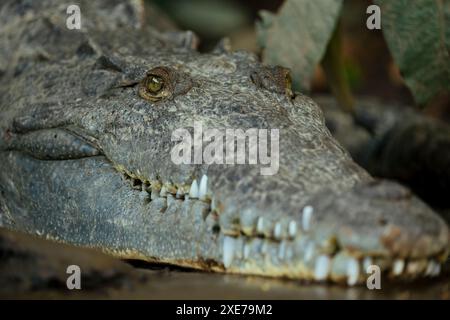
left=150, top=0, right=448, bottom=112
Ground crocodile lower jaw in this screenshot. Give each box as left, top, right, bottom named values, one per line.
left=217, top=235, right=444, bottom=285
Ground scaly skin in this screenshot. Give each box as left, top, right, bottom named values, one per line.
left=0, top=0, right=448, bottom=285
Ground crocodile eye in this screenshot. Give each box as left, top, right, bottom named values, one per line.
left=147, top=75, right=164, bottom=93
left=138, top=67, right=172, bottom=102
left=138, top=66, right=193, bottom=102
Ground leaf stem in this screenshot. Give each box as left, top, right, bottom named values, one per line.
left=321, top=17, right=355, bottom=114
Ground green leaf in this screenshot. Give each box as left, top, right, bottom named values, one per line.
left=256, top=0, right=343, bottom=91
left=376, top=0, right=450, bottom=106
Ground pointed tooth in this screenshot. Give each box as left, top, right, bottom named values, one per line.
left=160, top=186, right=168, bottom=197
left=302, top=206, right=313, bottom=231
left=167, top=194, right=176, bottom=206
left=199, top=175, right=208, bottom=200
left=363, top=257, right=373, bottom=272
left=260, top=241, right=268, bottom=255
left=189, top=179, right=199, bottom=198
left=176, top=188, right=185, bottom=199
left=243, top=243, right=251, bottom=259
left=406, top=261, right=423, bottom=275
left=240, top=213, right=256, bottom=236
left=416, top=259, right=428, bottom=275
left=222, top=236, right=235, bottom=268
left=233, top=238, right=244, bottom=260
left=166, top=184, right=177, bottom=195
left=256, top=217, right=265, bottom=235
left=392, top=259, right=405, bottom=275
left=346, top=258, right=360, bottom=286
left=151, top=182, right=161, bottom=200
left=273, top=222, right=282, bottom=240
left=278, top=241, right=287, bottom=260
left=433, top=263, right=441, bottom=277
left=288, top=220, right=297, bottom=238
left=426, top=260, right=441, bottom=277
left=304, top=242, right=315, bottom=262
left=425, top=261, right=436, bottom=276
left=314, top=255, right=331, bottom=281
left=211, top=196, right=216, bottom=211
left=285, top=245, right=294, bottom=261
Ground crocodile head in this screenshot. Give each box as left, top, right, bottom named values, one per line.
left=0, top=1, right=448, bottom=286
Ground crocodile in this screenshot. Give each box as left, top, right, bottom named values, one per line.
left=0, top=0, right=448, bottom=286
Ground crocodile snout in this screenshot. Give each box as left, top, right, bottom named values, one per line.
left=212, top=177, right=448, bottom=284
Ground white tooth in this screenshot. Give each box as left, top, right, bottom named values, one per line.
left=211, top=196, right=216, bottom=211
left=261, top=241, right=268, bottom=254
left=160, top=186, right=168, bottom=197
left=346, top=258, right=360, bottom=286
left=406, top=261, right=419, bottom=275
left=274, top=222, right=282, bottom=240
left=167, top=194, right=175, bottom=206
left=199, top=175, right=208, bottom=200
left=288, top=220, right=297, bottom=238
left=302, top=206, right=313, bottom=231
left=304, top=242, right=315, bottom=262
left=286, top=246, right=294, bottom=260
left=432, top=263, right=441, bottom=277
left=314, top=255, right=330, bottom=281
left=256, top=217, right=265, bottom=234
left=278, top=241, right=286, bottom=260
left=189, top=179, right=199, bottom=198
left=223, top=236, right=235, bottom=268
left=243, top=243, right=251, bottom=259
left=234, top=238, right=243, bottom=259
left=427, top=261, right=441, bottom=277
left=425, top=261, right=436, bottom=276
left=363, top=257, right=373, bottom=272
left=393, top=259, right=405, bottom=275
left=176, top=188, right=184, bottom=199
left=151, top=190, right=159, bottom=200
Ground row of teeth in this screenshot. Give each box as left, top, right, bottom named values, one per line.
left=248, top=205, right=313, bottom=240
left=124, top=169, right=315, bottom=241
left=124, top=173, right=211, bottom=203
left=222, top=236, right=443, bottom=285
left=123, top=170, right=444, bottom=284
